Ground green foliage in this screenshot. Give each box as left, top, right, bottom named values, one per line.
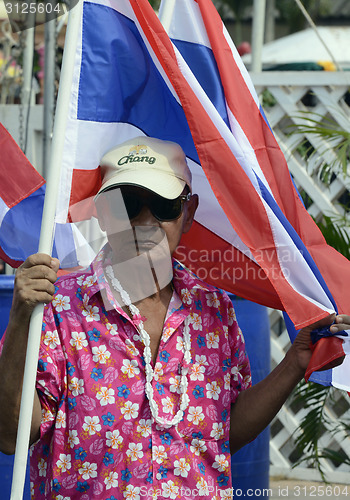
left=216, top=0, right=333, bottom=35
left=291, top=112, right=350, bottom=185
left=277, top=0, right=332, bottom=33
left=148, top=0, right=160, bottom=10
left=293, top=381, right=350, bottom=480
left=291, top=211, right=350, bottom=477
left=289, top=110, right=350, bottom=479
left=317, top=215, right=350, bottom=260
left=292, top=382, right=330, bottom=481
left=261, top=89, right=276, bottom=109
left=215, top=0, right=251, bottom=17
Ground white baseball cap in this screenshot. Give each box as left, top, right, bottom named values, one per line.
left=97, top=136, right=192, bottom=199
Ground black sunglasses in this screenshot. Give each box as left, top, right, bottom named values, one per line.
left=120, top=189, right=192, bottom=222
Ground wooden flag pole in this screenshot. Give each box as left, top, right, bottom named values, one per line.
left=10, top=1, right=83, bottom=498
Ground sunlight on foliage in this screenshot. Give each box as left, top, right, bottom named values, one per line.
left=290, top=111, right=350, bottom=186
left=293, top=381, right=350, bottom=481
left=290, top=109, right=350, bottom=480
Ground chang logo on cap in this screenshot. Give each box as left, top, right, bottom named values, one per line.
left=118, top=144, right=156, bottom=166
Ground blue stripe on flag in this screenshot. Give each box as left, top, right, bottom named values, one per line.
left=0, top=186, right=45, bottom=262
left=78, top=3, right=199, bottom=162
left=309, top=369, right=333, bottom=386
left=259, top=105, right=274, bottom=134
left=172, top=39, right=230, bottom=128
left=0, top=185, right=78, bottom=268
left=53, top=224, right=79, bottom=269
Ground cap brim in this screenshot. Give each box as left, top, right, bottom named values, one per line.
left=98, top=168, right=186, bottom=199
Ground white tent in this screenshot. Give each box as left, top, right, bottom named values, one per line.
left=243, top=26, right=350, bottom=70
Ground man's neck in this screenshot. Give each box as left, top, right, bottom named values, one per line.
left=133, top=281, right=173, bottom=309
left=104, top=262, right=173, bottom=316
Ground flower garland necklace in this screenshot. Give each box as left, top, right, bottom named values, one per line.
left=105, top=264, right=192, bottom=428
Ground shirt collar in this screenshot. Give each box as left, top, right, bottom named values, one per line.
left=80, top=247, right=218, bottom=313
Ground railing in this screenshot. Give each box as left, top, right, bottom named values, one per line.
left=251, top=71, right=350, bottom=483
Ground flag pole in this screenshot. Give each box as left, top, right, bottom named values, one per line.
left=251, top=0, right=266, bottom=72
left=10, top=1, right=83, bottom=498
left=158, top=0, right=176, bottom=31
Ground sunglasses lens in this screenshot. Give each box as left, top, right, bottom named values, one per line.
left=120, top=189, right=185, bottom=221
left=122, top=193, right=142, bottom=220
left=151, top=196, right=182, bottom=221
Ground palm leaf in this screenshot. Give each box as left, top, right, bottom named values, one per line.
left=292, top=382, right=333, bottom=481
left=317, top=215, right=350, bottom=260
left=318, top=449, right=350, bottom=468
left=289, top=111, right=350, bottom=184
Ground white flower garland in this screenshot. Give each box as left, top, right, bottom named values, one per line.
left=105, top=264, right=191, bottom=428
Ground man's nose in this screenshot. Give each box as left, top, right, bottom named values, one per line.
left=131, top=204, right=159, bottom=225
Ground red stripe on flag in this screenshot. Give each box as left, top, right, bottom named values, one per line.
left=0, top=245, right=22, bottom=268
left=307, top=244, right=350, bottom=316
left=0, top=124, right=45, bottom=208
left=68, top=167, right=102, bottom=221
left=305, top=337, right=345, bottom=381
left=175, top=221, right=284, bottom=310
left=195, top=0, right=334, bottom=251
left=196, top=1, right=276, bottom=160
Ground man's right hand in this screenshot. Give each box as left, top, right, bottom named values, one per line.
left=11, top=253, right=60, bottom=323
left=0, top=253, right=58, bottom=453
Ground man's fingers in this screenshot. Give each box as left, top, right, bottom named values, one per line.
left=330, top=315, right=350, bottom=333
left=306, top=313, right=336, bottom=332
left=50, top=258, right=60, bottom=273
left=16, top=288, right=56, bottom=309
left=17, top=264, right=58, bottom=285
left=17, top=278, right=56, bottom=297
left=21, top=253, right=60, bottom=273
left=12, top=253, right=60, bottom=317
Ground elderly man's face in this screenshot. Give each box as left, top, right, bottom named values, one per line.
left=96, top=186, right=198, bottom=264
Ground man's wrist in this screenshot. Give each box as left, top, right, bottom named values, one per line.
left=284, top=348, right=307, bottom=382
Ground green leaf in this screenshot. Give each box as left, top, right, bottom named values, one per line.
left=289, top=111, right=350, bottom=183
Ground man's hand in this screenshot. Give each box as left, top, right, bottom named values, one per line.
left=288, top=313, right=349, bottom=375
left=0, top=253, right=58, bottom=454
left=230, top=313, right=350, bottom=454
left=11, top=253, right=59, bottom=323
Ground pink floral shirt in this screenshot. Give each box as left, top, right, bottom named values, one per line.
left=30, top=252, right=251, bottom=499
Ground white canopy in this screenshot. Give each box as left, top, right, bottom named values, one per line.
left=243, top=26, right=350, bottom=70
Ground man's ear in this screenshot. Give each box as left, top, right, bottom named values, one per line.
left=182, top=194, right=199, bottom=234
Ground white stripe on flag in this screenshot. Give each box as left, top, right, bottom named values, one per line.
left=262, top=197, right=334, bottom=312
left=222, top=25, right=260, bottom=108
left=189, top=158, right=257, bottom=261
left=332, top=337, right=350, bottom=391
left=172, top=44, right=264, bottom=196
left=166, top=0, right=211, bottom=48
left=0, top=197, right=9, bottom=226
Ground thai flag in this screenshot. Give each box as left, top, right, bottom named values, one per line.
left=159, top=0, right=350, bottom=387
left=0, top=124, right=46, bottom=268
left=0, top=124, right=95, bottom=270
left=51, top=0, right=350, bottom=388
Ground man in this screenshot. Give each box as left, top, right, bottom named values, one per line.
left=0, top=136, right=348, bottom=499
